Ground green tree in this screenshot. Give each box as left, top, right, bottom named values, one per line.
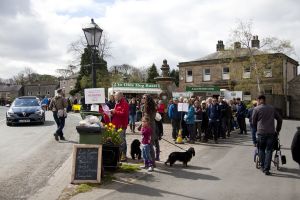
left=169, top=69, right=179, bottom=87
left=71, top=48, right=110, bottom=94
left=146, top=63, right=159, bottom=83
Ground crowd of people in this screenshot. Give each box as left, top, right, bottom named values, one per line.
left=44, top=90, right=299, bottom=174
left=168, top=96, right=250, bottom=144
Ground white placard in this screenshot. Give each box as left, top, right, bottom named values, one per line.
left=84, top=88, right=105, bottom=104
left=178, top=103, right=189, bottom=112
left=90, top=104, right=99, bottom=111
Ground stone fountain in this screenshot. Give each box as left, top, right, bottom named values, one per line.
left=154, top=59, right=176, bottom=100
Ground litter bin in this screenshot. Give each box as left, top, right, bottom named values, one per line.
left=76, top=126, right=104, bottom=144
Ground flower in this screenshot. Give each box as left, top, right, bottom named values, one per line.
left=101, top=122, right=122, bottom=145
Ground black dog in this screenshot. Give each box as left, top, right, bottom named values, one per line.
left=130, top=139, right=141, bottom=160
left=165, top=147, right=195, bottom=167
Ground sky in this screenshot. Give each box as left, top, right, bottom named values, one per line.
left=0, top=0, right=300, bottom=79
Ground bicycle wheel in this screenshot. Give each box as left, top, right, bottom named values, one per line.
left=274, top=154, right=280, bottom=170
left=255, top=155, right=261, bottom=169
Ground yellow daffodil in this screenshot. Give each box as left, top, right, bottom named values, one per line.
left=109, top=123, right=113, bottom=127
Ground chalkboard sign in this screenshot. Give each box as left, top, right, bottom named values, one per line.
left=71, top=144, right=102, bottom=184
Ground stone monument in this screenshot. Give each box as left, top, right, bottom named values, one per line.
left=154, top=59, right=176, bottom=100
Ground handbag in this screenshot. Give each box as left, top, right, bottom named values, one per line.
left=58, top=109, right=67, bottom=118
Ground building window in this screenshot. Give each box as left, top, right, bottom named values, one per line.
left=203, top=68, right=211, bottom=81
left=222, top=67, right=230, bottom=80
left=243, top=66, right=251, bottom=79
left=264, top=87, right=273, bottom=94
left=47, top=91, right=50, bottom=95
left=264, top=66, right=272, bottom=78
left=186, top=70, right=193, bottom=83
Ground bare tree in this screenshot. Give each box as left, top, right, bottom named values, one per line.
left=24, top=67, right=35, bottom=83
left=68, top=33, right=112, bottom=66
left=229, top=20, right=294, bottom=93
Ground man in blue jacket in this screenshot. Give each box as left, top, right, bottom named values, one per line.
left=207, top=98, right=220, bottom=143
left=168, top=98, right=181, bottom=140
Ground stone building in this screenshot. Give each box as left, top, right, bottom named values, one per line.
left=0, top=84, right=23, bottom=105
left=288, top=75, right=300, bottom=119
left=178, top=37, right=299, bottom=100
left=60, top=74, right=78, bottom=97
left=24, top=82, right=59, bottom=99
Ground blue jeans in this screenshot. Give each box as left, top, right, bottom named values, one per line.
left=53, top=111, right=59, bottom=128
left=258, top=134, right=275, bottom=172
left=56, top=116, right=65, bottom=136
left=120, top=129, right=127, bottom=155
left=141, top=144, right=152, bottom=161
left=250, top=124, right=257, bottom=144
left=129, top=114, right=136, bottom=125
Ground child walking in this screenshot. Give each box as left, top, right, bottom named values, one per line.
left=140, top=116, right=154, bottom=172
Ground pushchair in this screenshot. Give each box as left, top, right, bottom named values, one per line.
left=254, top=135, right=286, bottom=170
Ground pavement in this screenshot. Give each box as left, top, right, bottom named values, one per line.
left=29, top=117, right=300, bottom=200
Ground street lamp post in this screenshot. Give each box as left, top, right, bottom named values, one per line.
left=82, top=18, right=103, bottom=88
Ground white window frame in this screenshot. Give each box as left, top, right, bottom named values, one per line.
left=264, top=67, right=272, bottom=78
left=243, top=66, right=251, bottom=79
left=222, top=67, right=230, bottom=80
left=203, top=68, right=211, bottom=81
left=186, top=69, right=193, bottom=83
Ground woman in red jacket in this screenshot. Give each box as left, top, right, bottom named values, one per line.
left=157, top=100, right=165, bottom=123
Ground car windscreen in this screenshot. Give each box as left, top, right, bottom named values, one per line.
left=12, top=99, right=40, bottom=107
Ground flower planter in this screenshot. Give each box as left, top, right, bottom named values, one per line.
left=102, top=144, right=121, bottom=170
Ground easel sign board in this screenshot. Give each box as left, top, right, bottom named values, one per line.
left=178, top=103, right=189, bottom=112
left=71, top=144, right=102, bottom=184
left=84, top=88, right=105, bottom=104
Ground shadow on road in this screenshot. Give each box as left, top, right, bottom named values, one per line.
left=157, top=164, right=220, bottom=181
left=107, top=175, right=205, bottom=200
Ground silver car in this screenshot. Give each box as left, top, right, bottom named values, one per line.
left=6, top=96, right=45, bottom=126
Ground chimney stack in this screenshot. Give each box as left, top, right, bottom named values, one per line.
left=234, top=42, right=241, bottom=49
left=251, top=35, right=260, bottom=48
left=216, top=40, right=225, bottom=51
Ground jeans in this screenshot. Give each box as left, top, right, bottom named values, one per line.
left=129, top=114, right=136, bottom=125
left=53, top=111, right=59, bottom=128
left=141, top=144, right=152, bottom=160
left=171, top=119, right=180, bottom=139
left=208, top=120, right=219, bottom=141
left=56, top=116, right=65, bottom=136
left=250, top=124, right=257, bottom=145
left=258, top=134, right=275, bottom=172
left=237, top=117, right=247, bottom=134
left=120, top=129, right=127, bottom=156
left=187, top=124, right=196, bottom=141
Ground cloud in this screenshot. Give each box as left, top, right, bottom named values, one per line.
left=0, top=0, right=299, bottom=79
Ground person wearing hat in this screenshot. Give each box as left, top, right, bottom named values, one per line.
left=49, top=89, right=68, bottom=141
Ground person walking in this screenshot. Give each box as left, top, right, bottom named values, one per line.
left=111, top=92, right=129, bottom=162
left=49, top=89, right=67, bottom=141
left=252, top=95, right=282, bottom=175
left=129, top=98, right=137, bottom=133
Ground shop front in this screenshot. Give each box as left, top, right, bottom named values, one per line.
left=108, top=83, right=162, bottom=99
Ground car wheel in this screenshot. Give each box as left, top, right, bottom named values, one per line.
left=6, top=121, right=12, bottom=126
